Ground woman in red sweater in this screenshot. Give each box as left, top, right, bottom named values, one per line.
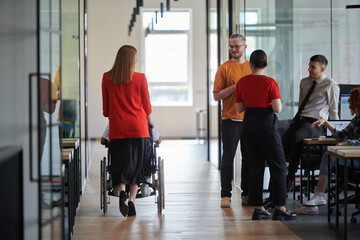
left=102, top=45, right=152, bottom=217
left=235, top=50, right=297, bottom=220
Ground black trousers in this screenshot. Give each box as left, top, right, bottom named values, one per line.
left=282, top=118, right=321, bottom=180
left=243, top=108, right=286, bottom=206
left=220, top=119, right=249, bottom=198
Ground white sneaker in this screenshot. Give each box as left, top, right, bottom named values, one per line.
left=112, top=186, right=120, bottom=197
left=140, top=184, right=151, bottom=197
left=293, top=206, right=319, bottom=215
left=303, top=193, right=327, bottom=206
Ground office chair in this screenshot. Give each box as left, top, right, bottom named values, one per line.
left=349, top=169, right=360, bottom=223
left=328, top=164, right=360, bottom=223
left=296, top=145, right=322, bottom=202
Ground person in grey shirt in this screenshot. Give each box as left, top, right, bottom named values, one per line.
left=282, top=54, right=339, bottom=193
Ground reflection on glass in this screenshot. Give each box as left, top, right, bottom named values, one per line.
left=61, top=0, right=80, bottom=238
left=240, top=11, right=258, bottom=25
left=39, top=0, right=62, bottom=239
left=62, top=3, right=80, bottom=138
left=332, top=1, right=360, bottom=85
left=208, top=1, right=220, bottom=168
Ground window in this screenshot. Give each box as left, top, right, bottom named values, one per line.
left=142, top=11, right=192, bottom=106
left=240, top=11, right=259, bottom=25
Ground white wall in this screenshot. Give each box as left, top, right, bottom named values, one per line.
left=87, top=0, right=207, bottom=139
left=0, top=1, right=39, bottom=239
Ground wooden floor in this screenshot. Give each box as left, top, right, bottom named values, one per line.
left=71, top=139, right=360, bottom=239
left=72, top=140, right=302, bottom=240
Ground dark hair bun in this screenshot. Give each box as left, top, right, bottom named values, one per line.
left=250, top=50, right=267, bottom=69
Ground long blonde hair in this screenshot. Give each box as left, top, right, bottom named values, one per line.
left=108, top=45, right=137, bottom=84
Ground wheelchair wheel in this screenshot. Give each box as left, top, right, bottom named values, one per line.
left=100, top=157, right=108, bottom=214
left=157, top=156, right=165, bottom=213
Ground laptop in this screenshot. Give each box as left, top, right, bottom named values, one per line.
left=325, top=120, right=351, bottom=137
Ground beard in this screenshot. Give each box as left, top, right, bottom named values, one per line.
left=231, top=54, right=242, bottom=59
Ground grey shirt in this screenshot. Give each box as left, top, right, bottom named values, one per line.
left=299, top=74, right=339, bottom=120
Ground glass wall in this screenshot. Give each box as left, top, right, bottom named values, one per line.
left=61, top=0, right=80, bottom=238
left=233, top=0, right=295, bottom=132
left=62, top=0, right=80, bottom=141
left=232, top=0, right=360, bottom=128
left=39, top=0, right=63, bottom=239
left=207, top=0, right=221, bottom=168
left=332, top=0, right=360, bottom=85
left=208, top=0, right=360, bottom=172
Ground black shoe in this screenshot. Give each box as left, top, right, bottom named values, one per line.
left=119, top=191, right=129, bottom=217
left=52, top=198, right=62, bottom=208
left=263, top=198, right=273, bottom=209
left=272, top=209, right=297, bottom=220
left=128, top=201, right=136, bottom=217
left=252, top=208, right=272, bottom=220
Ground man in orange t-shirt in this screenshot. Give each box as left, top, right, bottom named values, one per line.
left=213, top=34, right=252, bottom=208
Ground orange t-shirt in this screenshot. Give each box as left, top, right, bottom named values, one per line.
left=213, top=60, right=251, bottom=120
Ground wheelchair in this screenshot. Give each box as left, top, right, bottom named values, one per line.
left=100, top=138, right=165, bottom=214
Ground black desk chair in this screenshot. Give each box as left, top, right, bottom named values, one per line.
left=296, top=145, right=322, bottom=203
left=349, top=169, right=360, bottom=223
left=328, top=164, right=360, bottom=224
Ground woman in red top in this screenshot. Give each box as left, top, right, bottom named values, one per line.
left=102, top=45, right=152, bottom=217
left=235, top=50, right=297, bottom=221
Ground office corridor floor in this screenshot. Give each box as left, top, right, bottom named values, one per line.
left=72, top=140, right=356, bottom=240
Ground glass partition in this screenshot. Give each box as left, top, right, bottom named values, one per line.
left=237, top=0, right=359, bottom=126
left=239, top=0, right=295, bottom=132
left=207, top=0, right=360, bottom=192
left=39, top=0, right=62, bottom=239
left=61, top=0, right=80, bottom=238
left=332, top=0, right=360, bottom=86
left=62, top=0, right=80, bottom=140
left=292, top=0, right=332, bottom=117
left=208, top=0, right=220, bottom=168
left=227, top=0, right=360, bottom=190
left=231, top=0, right=334, bottom=132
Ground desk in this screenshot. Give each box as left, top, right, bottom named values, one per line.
left=303, top=138, right=339, bottom=145
left=299, top=138, right=339, bottom=203
left=327, top=146, right=360, bottom=240
left=62, top=138, right=81, bottom=206
left=62, top=148, right=75, bottom=240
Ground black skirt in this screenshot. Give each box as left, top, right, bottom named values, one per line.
left=109, top=138, right=151, bottom=186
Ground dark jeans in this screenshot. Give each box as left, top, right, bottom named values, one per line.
left=243, top=108, right=287, bottom=206
left=220, top=119, right=249, bottom=198
left=282, top=118, right=321, bottom=180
